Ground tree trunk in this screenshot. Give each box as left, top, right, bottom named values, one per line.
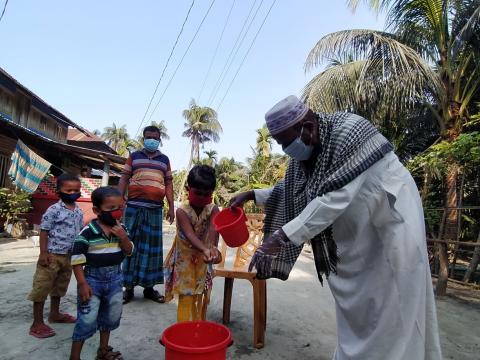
left=435, top=210, right=448, bottom=297
left=177, top=142, right=195, bottom=202
left=463, top=231, right=480, bottom=283
left=450, top=173, right=464, bottom=278
left=194, top=138, right=200, bottom=162
left=420, top=173, right=431, bottom=201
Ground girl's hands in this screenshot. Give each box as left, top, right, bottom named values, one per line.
left=202, top=247, right=222, bottom=264
left=211, top=247, right=222, bottom=264
left=202, top=248, right=213, bottom=263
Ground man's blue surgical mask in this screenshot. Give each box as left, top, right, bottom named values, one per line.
left=144, top=138, right=160, bottom=152
left=282, top=126, right=313, bottom=161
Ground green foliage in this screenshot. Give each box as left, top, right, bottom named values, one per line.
left=0, top=188, right=32, bottom=225
left=408, top=132, right=480, bottom=179
left=172, top=170, right=188, bottom=202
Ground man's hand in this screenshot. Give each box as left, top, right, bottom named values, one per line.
left=79, top=282, right=93, bottom=302
left=38, top=252, right=53, bottom=267
left=167, top=206, right=175, bottom=224
left=111, top=222, right=129, bottom=240
left=229, top=191, right=255, bottom=208
left=248, top=230, right=288, bottom=276
left=257, top=229, right=288, bottom=255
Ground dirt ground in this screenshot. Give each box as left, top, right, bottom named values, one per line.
left=1, top=232, right=479, bottom=360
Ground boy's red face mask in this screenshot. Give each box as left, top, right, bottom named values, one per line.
left=188, top=188, right=213, bottom=207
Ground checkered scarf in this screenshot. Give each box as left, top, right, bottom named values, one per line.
left=257, top=112, right=393, bottom=283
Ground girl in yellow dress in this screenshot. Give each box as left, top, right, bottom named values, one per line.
left=164, top=165, right=221, bottom=322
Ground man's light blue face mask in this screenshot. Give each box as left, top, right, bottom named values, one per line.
left=144, top=138, right=160, bottom=152
left=282, top=126, right=313, bottom=161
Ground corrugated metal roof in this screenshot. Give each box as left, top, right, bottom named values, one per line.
left=0, top=116, right=126, bottom=165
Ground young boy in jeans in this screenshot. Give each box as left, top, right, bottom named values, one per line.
left=70, top=186, right=133, bottom=360
left=28, top=174, right=83, bottom=338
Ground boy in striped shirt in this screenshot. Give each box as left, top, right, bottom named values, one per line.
left=70, top=187, right=133, bottom=360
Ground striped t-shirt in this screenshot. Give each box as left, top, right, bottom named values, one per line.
left=123, top=150, right=172, bottom=208
left=71, top=220, right=130, bottom=267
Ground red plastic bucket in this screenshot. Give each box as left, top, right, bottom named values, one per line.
left=160, top=321, right=233, bottom=360
left=213, top=207, right=249, bottom=247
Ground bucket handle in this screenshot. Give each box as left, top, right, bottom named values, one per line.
left=159, top=338, right=233, bottom=348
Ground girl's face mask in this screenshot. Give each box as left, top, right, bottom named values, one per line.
left=282, top=126, right=313, bottom=161
left=188, top=188, right=213, bottom=208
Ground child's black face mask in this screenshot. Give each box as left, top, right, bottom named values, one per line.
left=59, top=192, right=81, bottom=204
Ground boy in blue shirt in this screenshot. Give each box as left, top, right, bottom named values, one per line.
left=28, top=174, right=83, bottom=338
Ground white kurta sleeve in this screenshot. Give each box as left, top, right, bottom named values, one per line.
left=253, top=187, right=274, bottom=206
left=282, top=171, right=368, bottom=246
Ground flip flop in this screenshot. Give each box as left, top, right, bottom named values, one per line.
left=49, top=313, right=76, bottom=323
left=29, top=325, right=56, bottom=339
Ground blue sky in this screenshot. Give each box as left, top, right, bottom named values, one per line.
left=0, top=0, right=384, bottom=170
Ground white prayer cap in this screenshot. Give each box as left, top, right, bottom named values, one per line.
left=265, top=95, right=309, bottom=135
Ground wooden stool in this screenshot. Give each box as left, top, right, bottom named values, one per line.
left=213, top=214, right=267, bottom=349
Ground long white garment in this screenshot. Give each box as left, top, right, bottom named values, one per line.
left=254, top=152, right=442, bottom=360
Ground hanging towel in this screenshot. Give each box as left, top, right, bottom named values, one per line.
left=8, top=140, right=51, bottom=193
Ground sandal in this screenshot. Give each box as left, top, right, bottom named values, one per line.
left=123, top=289, right=134, bottom=304
left=96, top=345, right=123, bottom=360
left=143, top=289, right=165, bottom=303
left=29, top=324, right=56, bottom=338
left=48, top=313, right=76, bottom=323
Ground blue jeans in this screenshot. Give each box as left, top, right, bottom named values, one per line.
left=72, top=265, right=123, bottom=342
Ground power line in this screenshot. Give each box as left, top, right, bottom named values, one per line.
left=0, top=0, right=9, bottom=23
left=197, top=0, right=236, bottom=103
left=206, top=0, right=259, bottom=106
left=135, top=0, right=196, bottom=138
left=146, top=0, right=216, bottom=126
left=208, top=0, right=264, bottom=107
left=217, top=0, right=277, bottom=111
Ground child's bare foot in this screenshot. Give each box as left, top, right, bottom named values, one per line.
left=29, top=323, right=56, bottom=338
left=48, top=313, right=76, bottom=323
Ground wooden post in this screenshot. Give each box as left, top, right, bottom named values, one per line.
left=102, top=160, right=110, bottom=186
left=463, top=230, right=480, bottom=283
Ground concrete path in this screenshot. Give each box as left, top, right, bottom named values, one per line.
left=0, top=235, right=478, bottom=359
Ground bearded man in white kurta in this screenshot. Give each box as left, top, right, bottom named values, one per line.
left=230, top=95, right=442, bottom=360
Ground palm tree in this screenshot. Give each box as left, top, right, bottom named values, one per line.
left=102, top=123, right=130, bottom=155
left=303, top=0, right=480, bottom=295
left=203, top=150, right=218, bottom=167
left=182, top=99, right=222, bottom=163
left=255, top=125, right=272, bottom=157
left=151, top=120, right=170, bottom=142
left=178, top=99, right=222, bottom=201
